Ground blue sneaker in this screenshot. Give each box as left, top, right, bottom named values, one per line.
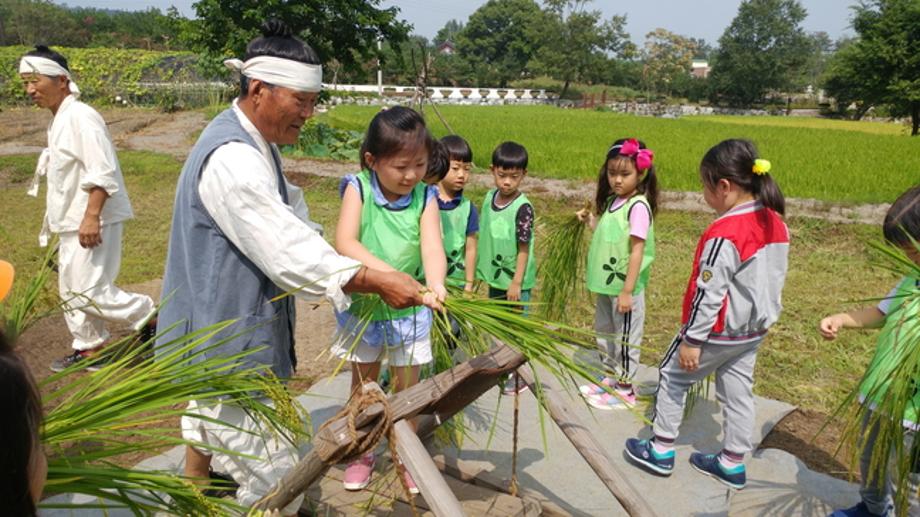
left=624, top=438, right=674, bottom=475
left=689, top=452, right=746, bottom=490
left=828, top=502, right=890, bottom=517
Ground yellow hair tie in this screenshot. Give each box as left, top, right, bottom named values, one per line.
left=752, top=159, right=771, bottom=175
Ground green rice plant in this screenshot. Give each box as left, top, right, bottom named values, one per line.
left=321, top=105, right=919, bottom=204
left=830, top=239, right=920, bottom=515
left=40, top=321, right=309, bottom=515
left=537, top=211, right=589, bottom=322
left=1, top=242, right=58, bottom=343
left=436, top=293, right=604, bottom=393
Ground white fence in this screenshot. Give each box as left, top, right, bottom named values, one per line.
left=325, top=84, right=552, bottom=105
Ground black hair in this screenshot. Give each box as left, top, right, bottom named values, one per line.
left=0, top=331, right=43, bottom=517
left=700, top=139, right=785, bottom=216
left=595, top=138, right=659, bottom=215
left=491, top=141, right=528, bottom=170
left=240, top=19, right=322, bottom=97
left=359, top=106, right=433, bottom=170
left=883, top=184, right=920, bottom=248
left=23, top=45, right=69, bottom=79
left=440, top=135, right=473, bottom=163
left=424, top=139, right=450, bottom=184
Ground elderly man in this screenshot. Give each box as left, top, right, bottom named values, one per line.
left=157, top=21, right=432, bottom=514
left=19, top=45, right=156, bottom=372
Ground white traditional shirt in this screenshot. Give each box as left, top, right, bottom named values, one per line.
left=198, top=100, right=359, bottom=311
left=35, top=94, right=133, bottom=243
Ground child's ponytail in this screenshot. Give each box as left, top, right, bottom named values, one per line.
left=700, top=139, right=785, bottom=216
left=639, top=167, right=659, bottom=215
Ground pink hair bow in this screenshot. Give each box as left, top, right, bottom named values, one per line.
left=619, top=138, right=654, bottom=171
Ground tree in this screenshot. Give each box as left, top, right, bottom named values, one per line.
left=185, top=0, right=410, bottom=77
left=454, top=0, right=546, bottom=87
left=434, top=19, right=464, bottom=46
left=799, top=31, right=834, bottom=90
left=0, top=0, right=86, bottom=46
left=708, top=0, right=812, bottom=106
left=689, top=37, right=714, bottom=60
left=642, top=28, right=698, bottom=98
left=822, top=0, right=920, bottom=135
left=530, top=0, right=634, bottom=99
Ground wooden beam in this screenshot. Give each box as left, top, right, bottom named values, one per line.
left=256, top=343, right=527, bottom=511
left=517, top=365, right=657, bottom=517
left=393, top=420, right=465, bottom=517
left=430, top=454, right=574, bottom=517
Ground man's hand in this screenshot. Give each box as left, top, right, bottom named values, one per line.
left=678, top=342, right=701, bottom=372
left=78, top=214, right=102, bottom=249
left=374, top=270, right=426, bottom=309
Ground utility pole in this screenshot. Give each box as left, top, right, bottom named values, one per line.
left=377, top=37, right=383, bottom=96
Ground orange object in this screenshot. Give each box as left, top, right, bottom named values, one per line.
left=0, top=260, right=14, bottom=302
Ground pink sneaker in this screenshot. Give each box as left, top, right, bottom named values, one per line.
left=587, top=390, right=636, bottom=410
left=402, top=467, right=420, bottom=495
left=579, top=377, right=614, bottom=396
left=343, top=452, right=375, bottom=490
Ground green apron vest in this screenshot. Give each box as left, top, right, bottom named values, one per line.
left=476, top=189, right=536, bottom=290
left=348, top=170, right=424, bottom=321
left=440, top=196, right=472, bottom=287
left=586, top=195, right=655, bottom=295
left=858, top=276, right=920, bottom=426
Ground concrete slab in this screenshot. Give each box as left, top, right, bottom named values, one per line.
left=40, top=367, right=861, bottom=516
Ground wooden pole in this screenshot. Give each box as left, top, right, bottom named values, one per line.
left=393, top=420, right=465, bottom=517
left=517, top=365, right=657, bottom=517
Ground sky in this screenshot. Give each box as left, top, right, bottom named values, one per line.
left=60, top=0, right=855, bottom=45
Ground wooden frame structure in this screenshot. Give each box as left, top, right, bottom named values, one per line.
left=254, top=342, right=657, bottom=516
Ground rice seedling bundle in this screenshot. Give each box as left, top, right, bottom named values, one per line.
left=537, top=211, right=589, bottom=322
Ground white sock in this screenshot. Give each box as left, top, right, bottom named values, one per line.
left=719, top=453, right=742, bottom=469
left=652, top=439, right=673, bottom=454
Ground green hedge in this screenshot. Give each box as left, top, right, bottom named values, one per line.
left=0, top=45, right=208, bottom=105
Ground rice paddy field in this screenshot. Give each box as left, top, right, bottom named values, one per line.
left=322, top=105, right=920, bottom=204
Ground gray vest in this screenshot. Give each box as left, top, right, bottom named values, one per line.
left=157, top=108, right=295, bottom=378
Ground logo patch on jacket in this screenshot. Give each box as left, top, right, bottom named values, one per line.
left=701, top=270, right=713, bottom=282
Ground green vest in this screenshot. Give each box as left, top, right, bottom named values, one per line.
left=348, top=170, right=425, bottom=321
left=476, top=189, right=536, bottom=290
left=440, top=196, right=472, bottom=287
left=858, top=276, right=920, bottom=425
left=586, top=195, right=655, bottom=295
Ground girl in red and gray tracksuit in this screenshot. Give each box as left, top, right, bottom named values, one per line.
left=625, top=139, right=789, bottom=490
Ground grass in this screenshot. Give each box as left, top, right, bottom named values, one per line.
left=0, top=151, right=899, bottom=415
left=0, top=150, right=183, bottom=285
left=321, top=105, right=919, bottom=204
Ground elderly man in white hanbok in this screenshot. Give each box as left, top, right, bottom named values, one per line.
left=19, top=46, right=155, bottom=373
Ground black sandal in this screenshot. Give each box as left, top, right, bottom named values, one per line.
left=203, top=468, right=239, bottom=499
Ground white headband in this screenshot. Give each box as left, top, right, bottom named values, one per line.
left=224, top=56, right=322, bottom=93
left=18, top=56, right=80, bottom=98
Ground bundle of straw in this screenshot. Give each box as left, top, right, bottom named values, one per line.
left=537, top=210, right=589, bottom=322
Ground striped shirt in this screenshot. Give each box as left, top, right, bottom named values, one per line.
left=681, top=200, right=790, bottom=346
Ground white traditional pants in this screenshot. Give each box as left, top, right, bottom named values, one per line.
left=182, top=400, right=304, bottom=514
left=57, top=223, right=155, bottom=351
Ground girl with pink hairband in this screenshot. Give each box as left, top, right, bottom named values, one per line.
left=576, top=138, right=658, bottom=410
